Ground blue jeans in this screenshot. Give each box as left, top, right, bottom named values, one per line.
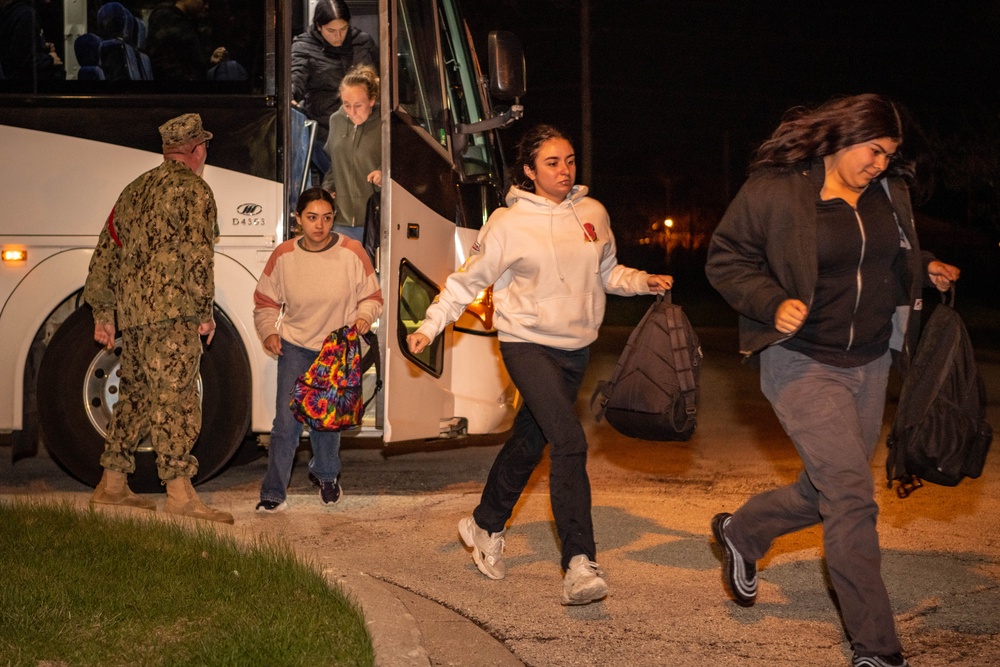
left=728, top=345, right=899, bottom=656
left=311, top=136, right=331, bottom=177
left=474, top=342, right=593, bottom=571
left=334, top=224, right=364, bottom=242
left=260, top=340, right=342, bottom=504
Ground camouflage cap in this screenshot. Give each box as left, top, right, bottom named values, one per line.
left=159, top=113, right=213, bottom=149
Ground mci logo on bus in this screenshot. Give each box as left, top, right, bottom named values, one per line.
left=234, top=203, right=265, bottom=226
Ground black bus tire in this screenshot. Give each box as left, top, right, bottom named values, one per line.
left=37, top=305, right=252, bottom=493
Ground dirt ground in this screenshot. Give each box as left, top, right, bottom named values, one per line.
left=3, top=327, right=998, bottom=666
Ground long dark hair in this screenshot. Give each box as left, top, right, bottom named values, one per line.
left=295, top=187, right=336, bottom=216
left=313, top=0, right=351, bottom=27
left=509, top=124, right=573, bottom=192
left=751, top=94, right=912, bottom=179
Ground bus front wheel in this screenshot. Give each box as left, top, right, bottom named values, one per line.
left=37, top=305, right=252, bottom=493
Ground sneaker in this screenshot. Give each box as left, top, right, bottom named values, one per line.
left=319, top=478, right=342, bottom=505
left=852, top=654, right=910, bottom=667
left=711, top=512, right=758, bottom=607
left=255, top=499, right=288, bottom=513
left=458, top=516, right=506, bottom=580
left=561, top=554, right=608, bottom=605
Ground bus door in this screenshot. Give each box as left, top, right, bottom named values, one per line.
left=378, top=0, right=525, bottom=442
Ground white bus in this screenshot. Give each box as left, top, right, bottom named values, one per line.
left=0, top=0, right=525, bottom=491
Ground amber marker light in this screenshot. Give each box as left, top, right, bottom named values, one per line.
left=455, top=286, right=496, bottom=332
left=2, top=248, right=27, bottom=263
left=464, top=287, right=495, bottom=330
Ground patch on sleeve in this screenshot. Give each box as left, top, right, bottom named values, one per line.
left=471, top=240, right=482, bottom=254
left=107, top=209, right=122, bottom=248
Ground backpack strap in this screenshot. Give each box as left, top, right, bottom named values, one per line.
left=942, top=284, right=956, bottom=309
left=665, top=301, right=698, bottom=428
left=360, top=330, right=383, bottom=410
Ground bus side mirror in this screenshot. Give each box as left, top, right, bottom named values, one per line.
left=455, top=31, right=525, bottom=138
left=487, top=31, right=526, bottom=101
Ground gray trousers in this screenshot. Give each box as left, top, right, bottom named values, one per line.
left=727, top=345, right=901, bottom=656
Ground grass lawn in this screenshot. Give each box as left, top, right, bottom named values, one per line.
left=0, top=501, right=373, bottom=667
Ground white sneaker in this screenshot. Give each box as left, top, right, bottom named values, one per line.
left=458, top=516, right=506, bottom=580
left=561, top=554, right=608, bottom=605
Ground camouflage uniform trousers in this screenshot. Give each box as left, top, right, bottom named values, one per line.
left=100, top=317, right=203, bottom=480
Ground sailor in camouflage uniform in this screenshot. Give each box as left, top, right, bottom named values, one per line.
left=84, top=112, right=233, bottom=524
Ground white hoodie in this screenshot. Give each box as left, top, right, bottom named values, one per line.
left=415, top=185, right=653, bottom=350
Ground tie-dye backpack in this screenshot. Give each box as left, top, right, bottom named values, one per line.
left=290, top=326, right=380, bottom=431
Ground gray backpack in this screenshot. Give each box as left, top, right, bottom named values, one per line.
left=591, top=292, right=702, bottom=441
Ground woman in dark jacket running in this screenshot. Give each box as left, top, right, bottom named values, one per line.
left=291, top=0, right=378, bottom=173
left=706, top=94, right=960, bottom=667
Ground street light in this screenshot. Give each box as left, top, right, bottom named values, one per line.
left=662, top=218, right=675, bottom=260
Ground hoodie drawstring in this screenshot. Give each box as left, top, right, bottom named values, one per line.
left=550, top=208, right=565, bottom=281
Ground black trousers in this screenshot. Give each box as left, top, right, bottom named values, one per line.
left=473, top=342, right=594, bottom=570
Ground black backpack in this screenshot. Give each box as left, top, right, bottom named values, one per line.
left=886, top=288, right=993, bottom=496
left=591, top=292, right=702, bottom=441
left=362, top=184, right=380, bottom=269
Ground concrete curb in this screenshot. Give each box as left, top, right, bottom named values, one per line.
left=324, top=569, right=430, bottom=666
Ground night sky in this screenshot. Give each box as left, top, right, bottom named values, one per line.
left=462, top=1, right=1000, bottom=298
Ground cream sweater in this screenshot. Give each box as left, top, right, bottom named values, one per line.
left=253, top=234, right=383, bottom=351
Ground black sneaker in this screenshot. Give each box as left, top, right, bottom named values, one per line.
left=852, top=654, right=910, bottom=667
left=255, top=499, right=288, bottom=513
left=319, top=478, right=342, bottom=505
left=711, top=512, right=758, bottom=607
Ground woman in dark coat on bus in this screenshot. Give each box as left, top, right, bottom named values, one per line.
left=291, top=0, right=378, bottom=174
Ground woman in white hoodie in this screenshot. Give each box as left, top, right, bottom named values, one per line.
left=407, top=125, right=673, bottom=605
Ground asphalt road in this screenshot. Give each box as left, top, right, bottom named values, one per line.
left=3, top=327, right=999, bottom=666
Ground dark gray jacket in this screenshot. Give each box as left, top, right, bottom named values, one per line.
left=705, top=161, right=933, bottom=361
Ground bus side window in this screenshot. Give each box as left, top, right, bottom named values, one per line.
left=398, top=260, right=444, bottom=378
left=398, top=54, right=417, bottom=106
left=0, top=0, right=65, bottom=84
left=133, top=16, right=154, bottom=80
left=74, top=33, right=105, bottom=80
left=395, top=0, right=446, bottom=148
left=96, top=2, right=145, bottom=81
